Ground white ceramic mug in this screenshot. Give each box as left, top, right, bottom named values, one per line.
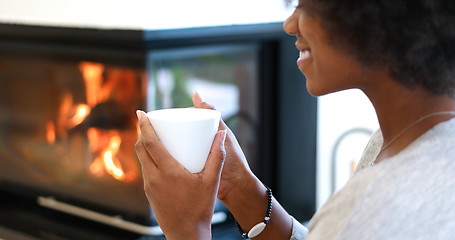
left=146, top=108, right=221, bottom=173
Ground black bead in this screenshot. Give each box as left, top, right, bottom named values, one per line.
left=233, top=185, right=273, bottom=239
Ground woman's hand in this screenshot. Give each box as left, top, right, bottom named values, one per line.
left=192, top=93, right=294, bottom=239
left=135, top=110, right=227, bottom=239
left=191, top=92, right=256, bottom=201
left=191, top=93, right=294, bottom=239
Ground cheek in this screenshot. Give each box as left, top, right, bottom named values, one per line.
left=302, top=51, right=336, bottom=95
left=305, top=51, right=364, bottom=96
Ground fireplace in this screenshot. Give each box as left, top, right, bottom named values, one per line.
left=0, top=26, right=158, bottom=234
left=0, top=22, right=317, bottom=238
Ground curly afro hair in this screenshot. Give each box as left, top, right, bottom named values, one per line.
left=299, top=0, right=455, bottom=97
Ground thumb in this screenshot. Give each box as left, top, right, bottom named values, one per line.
left=203, top=129, right=227, bottom=181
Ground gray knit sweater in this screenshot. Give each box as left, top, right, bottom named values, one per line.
left=290, top=117, right=455, bottom=240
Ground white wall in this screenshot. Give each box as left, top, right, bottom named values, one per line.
left=0, top=0, right=294, bottom=30
left=316, top=89, right=379, bottom=209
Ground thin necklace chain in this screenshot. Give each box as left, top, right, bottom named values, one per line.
left=371, top=110, right=455, bottom=166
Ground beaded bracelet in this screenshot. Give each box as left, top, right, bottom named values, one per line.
left=234, top=186, right=272, bottom=239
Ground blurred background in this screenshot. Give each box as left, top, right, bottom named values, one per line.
left=0, top=0, right=378, bottom=239
left=0, top=0, right=293, bottom=30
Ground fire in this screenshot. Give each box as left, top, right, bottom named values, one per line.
left=79, top=62, right=104, bottom=107
left=102, top=135, right=125, bottom=181
left=68, top=104, right=90, bottom=128
left=87, top=128, right=100, bottom=153
left=79, top=61, right=126, bottom=181
left=88, top=129, right=128, bottom=182
left=136, top=122, right=141, bottom=136
left=50, top=61, right=143, bottom=182
left=89, top=156, right=104, bottom=177
left=46, top=121, right=56, bottom=144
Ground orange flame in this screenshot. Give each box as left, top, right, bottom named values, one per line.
left=136, top=121, right=141, bottom=136
left=79, top=62, right=104, bottom=107
left=78, top=61, right=141, bottom=182
left=89, top=156, right=104, bottom=177
left=46, top=121, right=56, bottom=144
left=88, top=130, right=126, bottom=181
left=103, top=135, right=124, bottom=181
left=68, top=104, right=90, bottom=128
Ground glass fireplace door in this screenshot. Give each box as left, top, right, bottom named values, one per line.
left=0, top=56, right=151, bottom=220
left=147, top=44, right=260, bottom=171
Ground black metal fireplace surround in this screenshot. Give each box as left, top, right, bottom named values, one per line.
left=0, top=22, right=317, bottom=240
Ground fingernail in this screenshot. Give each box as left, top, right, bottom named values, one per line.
left=136, top=110, right=143, bottom=121
left=195, top=91, right=205, bottom=102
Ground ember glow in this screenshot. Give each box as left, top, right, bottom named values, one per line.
left=46, top=121, right=56, bottom=144
left=68, top=104, right=90, bottom=128
left=102, top=135, right=124, bottom=181
left=88, top=131, right=126, bottom=181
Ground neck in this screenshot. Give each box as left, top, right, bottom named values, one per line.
left=361, top=77, right=455, bottom=162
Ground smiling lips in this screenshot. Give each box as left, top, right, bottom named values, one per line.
left=299, top=49, right=311, bottom=61
left=297, top=49, right=311, bottom=71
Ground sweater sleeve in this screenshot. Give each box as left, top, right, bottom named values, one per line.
left=289, top=216, right=307, bottom=240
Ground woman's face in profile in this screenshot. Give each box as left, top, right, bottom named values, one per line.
left=283, top=5, right=368, bottom=96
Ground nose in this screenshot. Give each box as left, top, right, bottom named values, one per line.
left=283, top=8, right=299, bottom=36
